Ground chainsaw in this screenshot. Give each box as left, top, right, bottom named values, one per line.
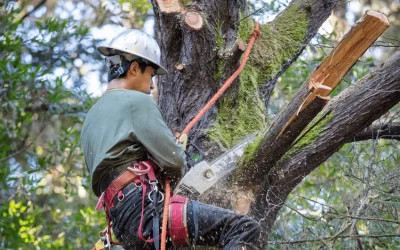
left=174, top=134, right=256, bottom=198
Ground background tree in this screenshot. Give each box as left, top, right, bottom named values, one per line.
left=0, top=0, right=150, bottom=248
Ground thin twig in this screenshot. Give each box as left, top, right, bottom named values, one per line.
left=268, top=234, right=400, bottom=245
left=19, top=0, right=47, bottom=21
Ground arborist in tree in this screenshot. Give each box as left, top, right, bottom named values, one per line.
left=81, top=29, right=261, bottom=250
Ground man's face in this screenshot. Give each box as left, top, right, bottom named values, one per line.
left=135, top=65, right=156, bottom=94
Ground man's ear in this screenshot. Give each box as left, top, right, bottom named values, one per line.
left=129, top=61, right=139, bottom=76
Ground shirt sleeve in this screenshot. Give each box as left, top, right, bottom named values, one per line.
left=130, top=94, right=185, bottom=178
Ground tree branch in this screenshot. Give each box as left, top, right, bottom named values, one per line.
left=268, top=234, right=400, bottom=245
left=254, top=52, right=400, bottom=231
left=235, top=10, right=390, bottom=187
left=349, top=123, right=400, bottom=142
left=20, top=0, right=47, bottom=22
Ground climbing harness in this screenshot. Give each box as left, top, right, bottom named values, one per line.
left=93, top=160, right=188, bottom=250
left=92, top=21, right=260, bottom=250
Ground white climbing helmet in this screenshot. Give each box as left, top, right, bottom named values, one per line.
left=98, top=29, right=167, bottom=75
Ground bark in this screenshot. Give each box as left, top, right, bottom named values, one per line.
left=152, top=0, right=337, bottom=150
left=253, top=52, right=400, bottom=237
left=152, top=0, right=245, bottom=140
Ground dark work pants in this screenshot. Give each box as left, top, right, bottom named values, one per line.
left=110, top=185, right=261, bottom=250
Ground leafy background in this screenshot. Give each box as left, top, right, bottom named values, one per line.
left=1, top=0, right=399, bottom=249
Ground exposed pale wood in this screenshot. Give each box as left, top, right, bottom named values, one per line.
left=307, top=11, right=388, bottom=99
left=236, top=40, right=246, bottom=52
left=235, top=11, right=390, bottom=188
left=184, top=11, right=203, bottom=30
left=286, top=11, right=389, bottom=134
left=175, top=64, right=185, bottom=70
left=156, top=0, right=184, bottom=13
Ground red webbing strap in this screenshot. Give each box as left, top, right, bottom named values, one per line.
left=93, top=161, right=157, bottom=249
left=95, top=170, right=139, bottom=211
left=138, top=182, right=154, bottom=243
left=168, top=195, right=189, bottom=247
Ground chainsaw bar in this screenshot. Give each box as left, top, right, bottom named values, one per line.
left=174, top=134, right=256, bottom=198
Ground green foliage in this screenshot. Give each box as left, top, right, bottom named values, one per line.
left=270, top=140, right=400, bottom=249
left=119, top=0, right=152, bottom=13
left=0, top=6, right=103, bottom=249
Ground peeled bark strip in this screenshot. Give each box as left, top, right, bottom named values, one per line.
left=253, top=52, right=400, bottom=236
left=235, top=11, right=390, bottom=187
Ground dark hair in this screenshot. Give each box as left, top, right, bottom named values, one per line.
left=107, top=58, right=151, bottom=82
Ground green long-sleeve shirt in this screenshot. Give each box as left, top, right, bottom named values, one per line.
left=81, top=89, right=185, bottom=196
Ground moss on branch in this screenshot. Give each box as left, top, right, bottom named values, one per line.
left=208, top=65, right=266, bottom=148
left=208, top=3, right=309, bottom=150
left=283, top=112, right=334, bottom=160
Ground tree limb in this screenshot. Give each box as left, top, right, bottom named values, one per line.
left=349, top=123, right=400, bottom=142
left=254, top=52, right=400, bottom=233
left=235, top=10, right=390, bottom=187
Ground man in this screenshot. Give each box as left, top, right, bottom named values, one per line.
left=81, top=29, right=261, bottom=250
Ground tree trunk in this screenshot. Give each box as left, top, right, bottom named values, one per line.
left=150, top=0, right=400, bottom=246
left=152, top=0, right=337, bottom=156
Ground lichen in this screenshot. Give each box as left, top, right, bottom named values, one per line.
left=283, top=112, right=334, bottom=159
left=215, top=20, right=225, bottom=49
left=207, top=3, right=309, bottom=150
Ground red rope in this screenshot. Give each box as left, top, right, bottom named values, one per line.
left=181, top=22, right=260, bottom=136
left=161, top=179, right=171, bottom=250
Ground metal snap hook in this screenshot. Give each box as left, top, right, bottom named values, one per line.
left=148, top=191, right=164, bottom=203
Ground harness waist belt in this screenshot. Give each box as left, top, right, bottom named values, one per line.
left=96, top=170, right=139, bottom=210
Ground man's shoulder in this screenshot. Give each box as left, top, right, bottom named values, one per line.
left=96, top=90, right=154, bottom=105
